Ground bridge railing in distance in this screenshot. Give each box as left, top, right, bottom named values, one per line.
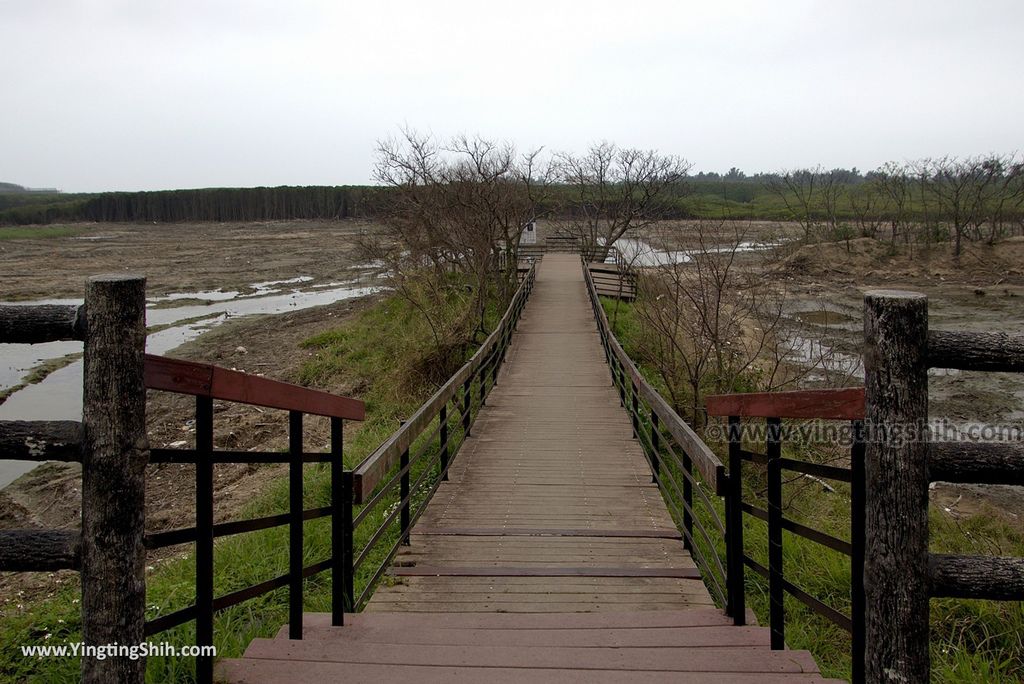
left=863, top=291, right=1024, bottom=683
left=346, top=263, right=536, bottom=609
left=705, top=387, right=867, bottom=684
left=0, top=276, right=366, bottom=684
left=581, top=262, right=731, bottom=610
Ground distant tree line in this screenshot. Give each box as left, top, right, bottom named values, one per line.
left=0, top=186, right=376, bottom=225
left=77, top=186, right=375, bottom=222
left=4, top=155, right=1024, bottom=254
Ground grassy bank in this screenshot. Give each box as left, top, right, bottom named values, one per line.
left=602, top=296, right=1024, bottom=683
left=0, top=289, right=501, bottom=682
left=0, top=225, right=88, bottom=240
left=0, top=353, right=82, bottom=405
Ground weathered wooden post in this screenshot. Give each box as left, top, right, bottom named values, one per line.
left=81, top=275, right=148, bottom=684
left=862, top=290, right=930, bottom=682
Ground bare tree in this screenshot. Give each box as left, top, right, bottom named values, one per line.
left=818, top=169, right=843, bottom=235
left=364, top=129, right=546, bottom=377
left=917, top=156, right=999, bottom=258
left=848, top=180, right=885, bottom=240
left=970, top=154, right=1024, bottom=245
left=874, top=161, right=912, bottom=248
left=631, top=221, right=836, bottom=429
left=555, top=142, right=691, bottom=260
left=764, top=168, right=821, bottom=240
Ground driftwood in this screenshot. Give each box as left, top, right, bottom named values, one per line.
left=928, top=330, right=1024, bottom=372
left=929, top=554, right=1024, bottom=600
left=0, top=420, right=82, bottom=461
left=0, top=304, right=85, bottom=343
left=0, top=530, right=81, bottom=571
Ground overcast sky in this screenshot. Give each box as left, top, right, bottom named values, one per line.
left=2, top=0, right=1023, bottom=192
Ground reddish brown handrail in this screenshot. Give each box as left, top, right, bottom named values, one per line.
left=144, top=354, right=365, bottom=421
left=706, top=387, right=865, bottom=421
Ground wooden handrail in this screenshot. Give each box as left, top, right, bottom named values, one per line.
left=582, top=264, right=725, bottom=494
left=705, top=388, right=865, bottom=420
left=144, top=354, right=365, bottom=421
left=351, top=264, right=536, bottom=503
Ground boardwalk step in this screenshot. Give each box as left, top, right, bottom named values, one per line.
left=272, top=624, right=779, bottom=649
left=217, top=660, right=844, bottom=683
left=238, top=640, right=822, bottom=673
left=222, top=610, right=836, bottom=683
left=276, top=608, right=746, bottom=635
left=390, top=566, right=703, bottom=578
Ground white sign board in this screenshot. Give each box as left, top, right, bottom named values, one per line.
left=522, top=221, right=537, bottom=245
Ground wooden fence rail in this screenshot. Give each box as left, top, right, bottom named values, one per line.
left=863, top=289, right=1024, bottom=682
left=0, top=276, right=150, bottom=682
left=0, top=275, right=368, bottom=684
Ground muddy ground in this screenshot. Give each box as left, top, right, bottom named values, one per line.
left=646, top=222, right=1024, bottom=522
left=0, top=220, right=381, bottom=301
left=0, top=221, right=385, bottom=609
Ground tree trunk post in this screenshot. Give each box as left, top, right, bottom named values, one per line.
left=862, top=290, right=930, bottom=683
left=81, top=275, right=148, bottom=684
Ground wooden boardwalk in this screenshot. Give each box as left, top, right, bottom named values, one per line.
left=219, top=255, right=839, bottom=682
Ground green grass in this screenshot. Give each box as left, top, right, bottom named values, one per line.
left=0, top=225, right=88, bottom=240
left=603, top=296, right=1024, bottom=683
left=0, top=287, right=503, bottom=682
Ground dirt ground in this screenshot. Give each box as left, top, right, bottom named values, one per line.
left=0, top=221, right=384, bottom=609
left=647, top=224, right=1024, bottom=521
left=0, top=220, right=380, bottom=301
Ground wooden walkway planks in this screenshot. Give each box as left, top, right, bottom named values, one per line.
left=219, top=610, right=843, bottom=683
left=217, top=255, right=837, bottom=683
left=367, top=253, right=708, bottom=612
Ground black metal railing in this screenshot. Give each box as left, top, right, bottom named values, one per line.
left=705, top=390, right=867, bottom=684
left=585, top=258, right=874, bottom=681
left=344, top=263, right=536, bottom=609
left=582, top=263, right=732, bottom=611
left=140, top=354, right=366, bottom=683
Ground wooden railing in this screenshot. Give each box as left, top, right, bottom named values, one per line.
left=863, top=291, right=1024, bottom=682
left=706, top=387, right=867, bottom=683
left=0, top=275, right=368, bottom=684
left=1, top=277, right=148, bottom=684
left=345, top=264, right=535, bottom=608
left=582, top=263, right=732, bottom=609
left=586, top=263, right=636, bottom=301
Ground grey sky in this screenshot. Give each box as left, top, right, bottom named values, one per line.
left=2, top=0, right=1023, bottom=192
